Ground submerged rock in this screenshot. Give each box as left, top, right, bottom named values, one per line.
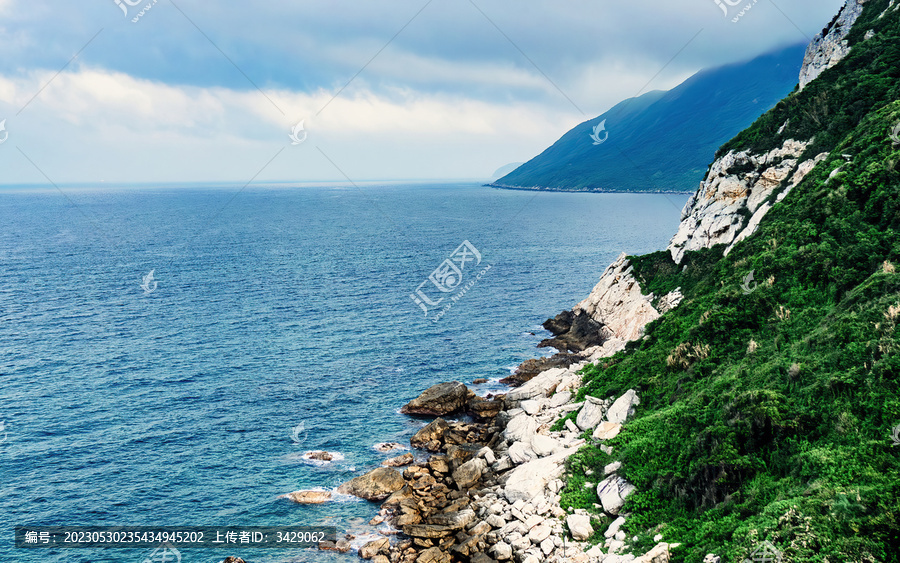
left=280, top=490, right=332, bottom=504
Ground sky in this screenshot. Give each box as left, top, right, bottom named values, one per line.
left=0, top=0, right=846, bottom=185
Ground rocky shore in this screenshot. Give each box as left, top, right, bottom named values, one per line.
left=276, top=251, right=684, bottom=563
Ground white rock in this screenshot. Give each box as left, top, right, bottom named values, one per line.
left=520, top=399, right=543, bottom=415
left=549, top=390, right=572, bottom=408
left=799, top=0, right=865, bottom=90
left=614, top=530, right=626, bottom=541
left=506, top=368, right=566, bottom=403
left=504, top=448, right=576, bottom=503
left=603, top=461, right=622, bottom=475
left=508, top=441, right=537, bottom=464
left=528, top=523, right=552, bottom=543
left=608, top=540, right=625, bottom=554
left=576, top=396, right=607, bottom=430
left=511, top=536, right=531, bottom=551
left=654, top=534, right=663, bottom=542
left=505, top=412, right=538, bottom=443
left=540, top=537, right=555, bottom=555
left=574, top=253, right=660, bottom=341
left=702, top=555, right=721, bottom=563
left=522, top=556, right=541, bottom=563
left=606, top=390, right=640, bottom=424
left=593, top=421, right=622, bottom=441
left=596, top=475, right=636, bottom=516
left=530, top=434, right=561, bottom=457
left=486, top=514, right=506, bottom=528
left=565, top=419, right=580, bottom=433
left=566, top=514, right=594, bottom=540
left=586, top=544, right=604, bottom=559
left=604, top=516, right=626, bottom=538
left=491, top=541, right=513, bottom=560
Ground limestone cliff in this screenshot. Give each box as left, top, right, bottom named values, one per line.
left=798, top=0, right=867, bottom=90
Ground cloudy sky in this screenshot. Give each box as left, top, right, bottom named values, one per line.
left=0, top=0, right=844, bottom=185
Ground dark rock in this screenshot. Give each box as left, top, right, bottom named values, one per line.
left=426, top=508, right=475, bottom=530
left=403, top=524, right=456, bottom=539
left=223, top=558, right=246, bottom=563
left=501, top=353, right=581, bottom=385
left=472, top=378, right=488, bottom=384
left=337, top=467, right=405, bottom=501
left=411, top=418, right=449, bottom=450
left=428, top=455, right=450, bottom=474
left=539, top=310, right=608, bottom=352
left=305, top=450, right=333, bottom=461
left=401, top=382, right=473, bottom=416
left=467, top=396, right=504, bottom=419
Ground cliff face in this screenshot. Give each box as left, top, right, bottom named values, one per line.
left=798, top=0, right=867, bottom=90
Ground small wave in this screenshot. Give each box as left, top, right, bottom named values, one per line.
left=284, top=451, right=345, bottom=466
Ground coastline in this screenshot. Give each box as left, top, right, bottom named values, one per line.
left=284, top=252, right=684, bottom=563
left=485, top=183, right=693, bottom=195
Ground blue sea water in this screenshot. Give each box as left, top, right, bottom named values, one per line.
left=0, top=182, right=688, bottom=563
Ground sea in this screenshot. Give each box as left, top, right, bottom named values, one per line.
left=0, top=182, right=688, bottom=563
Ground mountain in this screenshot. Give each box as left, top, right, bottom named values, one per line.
left=491, top=43, right=808, bottom=193
left=489, top=162, right=524, bottom=181
left=546, top=0, right=900, bottom=559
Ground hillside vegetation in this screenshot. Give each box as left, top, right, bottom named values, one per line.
left=557, top=2, right=900, bottom=561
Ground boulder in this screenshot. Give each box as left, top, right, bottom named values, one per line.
left=508, top=441, right=537, bottom=464
left=223, top=558, right=246, bottom=563
left=502, top=355, right=579, bottom=386
left=576, top=396, right=606, bottom=431
left=401, top=382, right=472, bottom=416
left=603, top=461, right=622, bottom=475
left=549, top=391, right=572, bottom=408
left=372, top=556, right=390, bottom=563
left=592, top=422, right=622, bottom=441
left=359, top=537, right=390, bottom=559
left=382, top=452, right=415, bottom=467
left=539, top=309, right=609, bottom=352
left=506, top=368, right=567, bottom=403
left=530, top=434, right=561, bottom=457
left=607, top=389, right=640, bottom=424
left=605, top=516, right=626, bottom=538
left=411, top=418, right=449, bottom=450
left=403, top=524, right=456, bottom=539
left=427, top=508, right=475, bottom=530
left=452, top=458, right=487, bottom=489
left=304, top=451, right=333, bottom=461
left=504, top=449, right=574, bottom=503
left=634, top=542, right=674, bottom=563
left=467, top=396, right=504, bottom=419
left=416, top=547, right=452, bottom=563
left=491, top=541, right=513, bottom=560
left=337, top=467, right=405, bottom=501
left=504, top=412, right=537, bottom=442
left=566, top=513, right=594, bottom=540
left=597, top=475, right=636, bottom=515
left=280, top=490, right=331, bottom=504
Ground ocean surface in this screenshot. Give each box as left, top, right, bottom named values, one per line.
left=0, top=182, right=688, bottom=563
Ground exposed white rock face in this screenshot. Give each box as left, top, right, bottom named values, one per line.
left=575, top=253, right=661, bottom=340
left=798, top=0, right=867, bottom=91
left=668, top=139, right=813, bottom=264
left=597, top=475, right=636, bottom=515
left=656, top=288, right=683, bottom=314
left=607, top=389, right=640, bottom=424
left=566, top=514, right=594, bottom=540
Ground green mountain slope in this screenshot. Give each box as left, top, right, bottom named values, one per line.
left=557, top=2, right=900, bottom=561
left=491, top=43, right=807, bottom=193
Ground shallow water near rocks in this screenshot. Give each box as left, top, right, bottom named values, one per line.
left=0, top=182, right=687, bottom=562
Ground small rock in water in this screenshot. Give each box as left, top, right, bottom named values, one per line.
left=472, top=378, right=488, bottom=384
left=382, top=452, right=415, bottom=467
left=223, top=558, right=246, bottom=563
left=306, top=450, right=333, bottom=461
left=280, top=490, right=332, bottom=504
left=374, top=442, right=405, bottom=452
